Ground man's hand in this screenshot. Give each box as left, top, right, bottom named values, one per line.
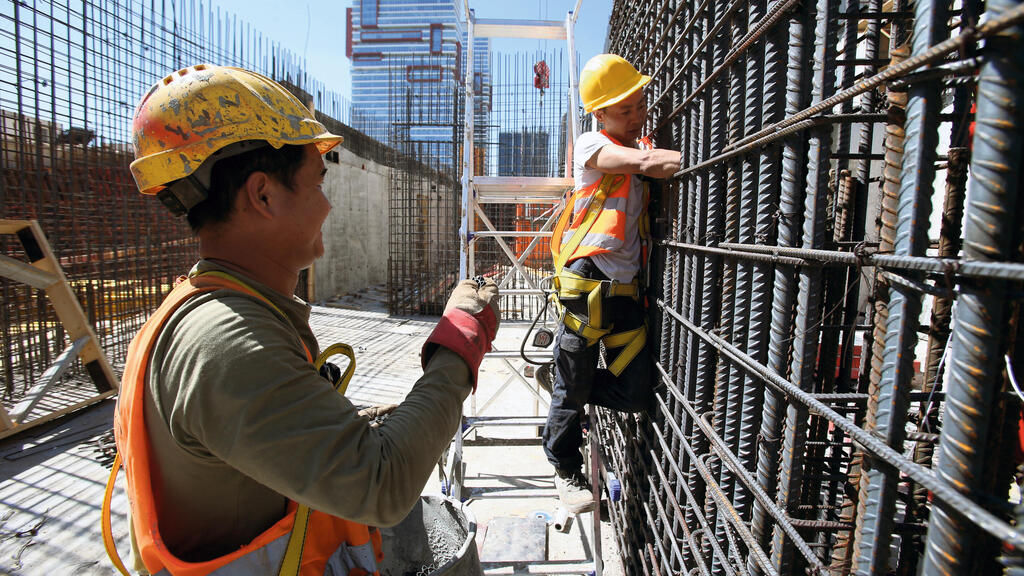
left=421, top=277, right=501, bottom=390
left=357, top=404, right=398, bottom=427
left=319, top=362, right=342, bottom=387
left=444, top=277, right=500, bottom=343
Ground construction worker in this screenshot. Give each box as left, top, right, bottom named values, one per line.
left=108, top=64, right=499, bottom=575
left=543, top=54, right=680, bottom=513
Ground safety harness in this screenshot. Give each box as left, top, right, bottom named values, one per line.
left=549, top=172, right=650, bottom=376
left=102, top=270, right=377, bottom=576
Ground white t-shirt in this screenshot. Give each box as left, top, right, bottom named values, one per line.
left=569, top=130, right=644, bottom=283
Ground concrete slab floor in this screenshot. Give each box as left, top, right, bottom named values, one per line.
left=0, top=288, right=622, bottom=575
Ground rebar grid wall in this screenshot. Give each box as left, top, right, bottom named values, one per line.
left=475, top=50, right=568, bottom=319
left=598, top=0, right=1024, bottom=574
left=0, top=1, right=379, bottom=412
left=386, top=54, right=464, bottom=315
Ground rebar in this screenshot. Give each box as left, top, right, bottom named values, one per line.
left=601, top=0, right=1024, bottom=573
left=0, top=0, right=382, bottom=415
left=922, top=0, right=1024, bottom=572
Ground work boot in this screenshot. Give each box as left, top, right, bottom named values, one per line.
left=535, top=363, right=554, bottom=394
left=554, top=468, right=596, bottom=514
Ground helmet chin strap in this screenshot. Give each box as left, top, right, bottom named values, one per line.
left=160, top=140, right=272, bottom=216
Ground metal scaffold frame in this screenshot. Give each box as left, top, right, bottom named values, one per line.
left=455, top=3, right=577, bottom=432
left=450, top=1, right=610, bottom=574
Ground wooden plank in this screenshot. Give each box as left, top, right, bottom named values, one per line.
left=0, top=219, right=29, bottom=235
left=0, top=253, right=59, bottom=289
left=27, top=221, right=119, bottom=392
left=0, top=390, right=115, bottom=441
left=12, top=337, right=90, bottom=424
left=0, top=406, right=14, bottom=432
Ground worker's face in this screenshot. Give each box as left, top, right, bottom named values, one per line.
left=595, top=89, right=648, bottom=143
left=277, top=144, right=331, bottom=268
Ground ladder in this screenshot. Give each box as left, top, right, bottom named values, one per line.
left=449, top=3, right=607, bottom=575
left=0, top=220, right=119, bottom=438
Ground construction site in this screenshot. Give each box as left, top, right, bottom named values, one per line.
left=3, top=0, right=1024, bottom=574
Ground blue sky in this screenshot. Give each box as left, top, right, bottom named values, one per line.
left=208, top=0, right=614, bottom=100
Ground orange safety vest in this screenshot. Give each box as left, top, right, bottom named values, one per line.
left=550, top=130, right=652, bottom=268
left=102, top=273, right=383, bottom=576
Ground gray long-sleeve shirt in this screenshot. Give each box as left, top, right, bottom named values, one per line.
left=140, top=260, right=469, bottom=562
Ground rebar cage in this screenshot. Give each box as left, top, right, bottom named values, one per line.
left=598, top=0, right=1024, bottom=574
left=386, top=53, right=465, bottom=316
left=0, top=1, right=380, bottom=419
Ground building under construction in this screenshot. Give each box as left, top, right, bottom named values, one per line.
left=3, top=0, right=1024, bottom=574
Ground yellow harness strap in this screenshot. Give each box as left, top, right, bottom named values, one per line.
left=279, top=344, right=356, bottom=576
left=602, top=327, right=647, bottom=377
left=553, top=174, right=624, bottom=275
left=548, top=174, right=649, bottom=375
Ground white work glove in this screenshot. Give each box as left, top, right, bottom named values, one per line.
left=421, top=277, right=501, bottom=391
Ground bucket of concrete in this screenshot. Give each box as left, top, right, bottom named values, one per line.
left=378, top=494, right=480, bottom=575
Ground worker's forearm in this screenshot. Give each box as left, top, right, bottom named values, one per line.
left=268, top=348, right=470, bottom=527
left=589, top=144, right=681, bottom=179
left=181, top=301, right=473, bottom=527
left=638, top=149, right=682, bottom=179
left=366, top=348, right=470, bottom=524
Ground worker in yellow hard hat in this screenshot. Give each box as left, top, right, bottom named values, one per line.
left=106, top=64, right=500, bottom=575
left=543, top=54, right=681, bottom=513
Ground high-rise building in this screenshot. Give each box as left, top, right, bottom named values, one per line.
left=497, top=130, right=550, bottom=177
left=346, top=0, right=490, bottom=168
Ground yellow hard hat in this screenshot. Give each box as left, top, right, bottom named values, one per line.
left=579, top=54, right=651, bottom=113
left=130, top=64, right=342, bottom=199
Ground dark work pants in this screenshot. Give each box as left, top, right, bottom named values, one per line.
left=542, top=257, right=654, bottom=472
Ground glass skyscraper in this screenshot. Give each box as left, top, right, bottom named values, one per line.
left=346, top=0, right=491, bottom=167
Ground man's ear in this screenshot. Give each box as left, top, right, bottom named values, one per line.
left=593, top=109, right=606, bottom=123
left=240, top=171, right=274, bottom=219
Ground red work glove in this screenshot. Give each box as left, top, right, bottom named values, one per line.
left=422, top=277, right=500, bottom=391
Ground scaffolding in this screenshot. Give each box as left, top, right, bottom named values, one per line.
left=599, top=0, right=1024, bottom=574
left=452, top=3, right=620, bottom=574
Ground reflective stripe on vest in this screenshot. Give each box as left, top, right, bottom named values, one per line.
left=551, top=130, right=651, bottom=267
left=109, top=273, right=383, bottom=576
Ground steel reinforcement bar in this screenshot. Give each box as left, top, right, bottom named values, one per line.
left=601, top=0, right=1024, bottom=574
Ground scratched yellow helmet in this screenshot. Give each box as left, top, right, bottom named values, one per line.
left=579, top=54, right=651, bottom=114
left=130, top=64, right=342, bottom=214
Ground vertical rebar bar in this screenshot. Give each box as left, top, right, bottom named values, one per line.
left=693, top=0, right=731, bottom=563
left=770, top=1, right=835, bottom=571
left=748, top=4, right=811, bottom=572
left=710, top=5, right=749, bottom=571
left=922, top=0, right=1024, bottom=572
left=854, top=0, right=948, bottom=571
left=729, top=0, right=766, bottom=526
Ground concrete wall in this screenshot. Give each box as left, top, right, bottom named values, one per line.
left=313, top=146, right=390, bottom=301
